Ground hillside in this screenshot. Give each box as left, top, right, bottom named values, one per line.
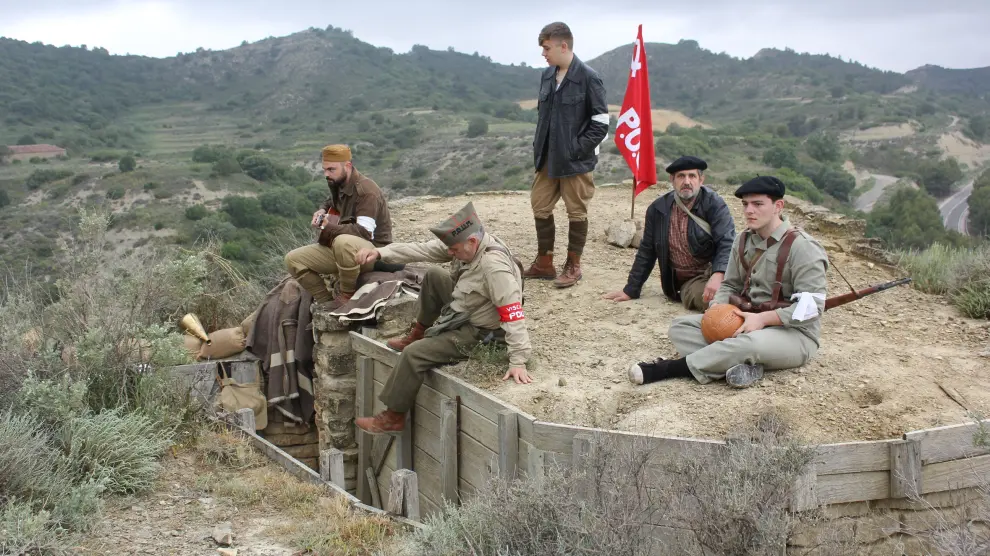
left=905, top=64, right=990, bottom=96
left=1, top=27, right=988, bottom=280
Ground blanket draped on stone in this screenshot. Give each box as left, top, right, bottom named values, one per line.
left=245, top=276, right=315, bottom=425
left=327, top=266, right=429, bottom=321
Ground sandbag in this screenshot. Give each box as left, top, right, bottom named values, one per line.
left=182, top=334, right=203, bottom=360
left=198, top=327, right=246, bottom=360
left=240, top=309, right=259, bottom=339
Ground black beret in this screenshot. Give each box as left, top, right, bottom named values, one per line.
left=734, top=175, right=786, bottom=199
left=664, top=155, right=708, bottom=175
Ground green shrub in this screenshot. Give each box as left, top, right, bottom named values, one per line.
left=185, top=204, right=210, bottom=221
left=410, top=166, right=427, bottom=179
left=466, top=117, right=488, bottom=138
left=106, top=186, right=125, bottom=200
left=896, top=243, right=990, bottom=319
left=59, top=409, right=171, bottom=494
left=25, top=169, right=73, bottom=190
left=118, top=155, right=136, bottom=172
left=72, top=174, right=91, bottom=186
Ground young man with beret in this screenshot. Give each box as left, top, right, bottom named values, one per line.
left=352, top=202, right=532, bottom=434
left=604, top=156, right=736, bottom=312
left=524, top=21, right=610, bottom=289
left=284, top=144, right=394, bottom=310
left=628, top=175, right=829, bottom=388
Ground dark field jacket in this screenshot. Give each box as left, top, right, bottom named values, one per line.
left=622, top=186, right=736, bottom=301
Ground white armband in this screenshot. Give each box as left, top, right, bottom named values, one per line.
left=789, top=292, right=826, bottom=321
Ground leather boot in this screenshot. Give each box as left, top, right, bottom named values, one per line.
left=553, top=252, right=583, bottom=288
left=355, top=409, right=406, bottom=435
left=311, top=291, right=353, bottom=313
left=523, top=252, right=556, bottom=279
left=387, top=321, right=427, bottom=352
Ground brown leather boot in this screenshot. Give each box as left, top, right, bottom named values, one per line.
left=355, top=409, right=406, bottom=435
left=553, top=252, right=583, bottom=288
left=386, top=321, right=427, bottom=352
left=523, top=252, right=556, bottom=279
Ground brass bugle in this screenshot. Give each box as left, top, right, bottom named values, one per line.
left=179, top=313, right=212, bottom=345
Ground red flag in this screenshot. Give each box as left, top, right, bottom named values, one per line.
left=614, top=25, right=656, bottom=197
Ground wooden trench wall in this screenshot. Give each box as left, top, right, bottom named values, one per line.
left=342, top=332, right=990, bottom=535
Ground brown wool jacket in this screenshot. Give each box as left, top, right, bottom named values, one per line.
left=319, top=168, right=393, bottom=248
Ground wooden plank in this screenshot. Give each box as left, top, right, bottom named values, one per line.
left=387, top=469, right=421, bottom=521
left=419, top=490, right=441, bottom=518
left=890, top=439, right=923, bottom=499
left=922, top=453, right=990, bottom=494
left=373, top=359, right=393, bottom=385
left=350, top=331, right=400, bottom=367
left=441, top=399, right=459, bottom=504
left=413, top=404, right=443, bottom=459
left=498, top=409, right=519, bottom=481
left=532, top=421, right=725, bottom=459
left=356, top=356, right=375, bottom=505
left=415, top=383, right=447, bottom=419
left=460, top=405, right=498, bottom=453
left=517, top=410, right=537, bottom=443
left=814, top=440, right=894, bottom=475
left=366, top=467, right=382, bottom=508
left=459, top=432, right=498, bottom=490
left=905, top=419, right=990, bottom=465
left=790, top=463, right=819, bottom=512
left=422, top=369, right=516, bottom=423
left=816, top=471, right=890, bottom=504
left=409, top=446, right=443, bottom=512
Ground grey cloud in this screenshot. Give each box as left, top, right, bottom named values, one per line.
left=0, top=0, right=987, bottom=72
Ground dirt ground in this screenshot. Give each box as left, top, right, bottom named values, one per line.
left=938, top=131, right=990, bottom=166
left=383, top=184, right=990, bottom=445
left=74, top=429, right=397, bottom=555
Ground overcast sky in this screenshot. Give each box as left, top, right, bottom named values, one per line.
left=1, top=1, right=987, bottom=73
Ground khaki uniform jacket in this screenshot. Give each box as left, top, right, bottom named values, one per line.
left=713, top=217, right=829, bottom=345
left=377, top=233, right=531, bottom=367
left=319, top=168, right=394, bottom=248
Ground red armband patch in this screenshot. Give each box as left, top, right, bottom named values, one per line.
left=497, top=302, right=525, bottom=322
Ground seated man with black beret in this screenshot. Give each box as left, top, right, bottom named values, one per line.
left=628, top=175, right=829, bottom=388
left=604, top=156, right=736, bottom=312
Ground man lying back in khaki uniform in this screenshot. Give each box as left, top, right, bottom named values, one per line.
left=353, top=202, right=533, bottom=435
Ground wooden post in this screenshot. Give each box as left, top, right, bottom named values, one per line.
left=321, top=448, right=346, bottom=490
left=397, top=408, right=414, bottom=470
left=498, top=409, right=519, bottom=481
left=631, top=179, right=636, bottom=220
left=234, top=408, right=256, bottom=432
left=890, top=439, right=923, bottom=498
left=440, top=399, right=459, bottom=503
left=387, top=469, right=421, bottom=521
left=356, top=356, right=375, bottom=504
left=527, top=448, right=545, bottom=487
left=790, top=462, right=819, bottom=512
left=572, top=433, right=594, bottom=503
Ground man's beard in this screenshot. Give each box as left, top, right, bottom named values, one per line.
left=326, top=175, right=345, bottom=188
left=677, top=187, right=698, bottom=201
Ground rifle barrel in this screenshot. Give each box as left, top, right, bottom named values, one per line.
left=824, top=277, right=912, bottom=311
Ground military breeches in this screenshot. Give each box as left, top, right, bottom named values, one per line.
left=668, top=314, right=818, bottom=384
left=531, top=167, right=595, bottom=221
left=380, top=324, right=485, bottom=412
left=416, top=267, right=454, bottom=326
left=284, top=235, right=376, bottom=298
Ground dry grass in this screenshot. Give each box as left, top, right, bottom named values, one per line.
left=193, top=428, right=398, bottom=555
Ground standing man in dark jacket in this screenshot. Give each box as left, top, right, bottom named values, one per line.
left=523, top=21, right=610, bottom=289
left=603, top=156, right=735, bottom=311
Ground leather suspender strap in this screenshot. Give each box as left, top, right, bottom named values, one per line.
left=768, top=229, right=800, bottom=306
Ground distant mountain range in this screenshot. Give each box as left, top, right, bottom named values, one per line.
left=1, top=27, right=986, bottom=135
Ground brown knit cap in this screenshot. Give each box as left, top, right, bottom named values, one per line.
left=321, top=144, right=352, bottom=163
left=430, top=202, right=483, bottom=247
